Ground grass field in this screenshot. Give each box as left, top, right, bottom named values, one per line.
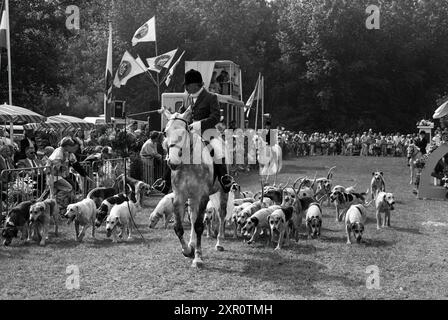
left=1, top=155, right=448, bottom=300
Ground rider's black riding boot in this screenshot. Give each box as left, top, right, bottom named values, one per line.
left=153, top=168, right=171, bottom=195
left=214, top=162, right=234, bottom=193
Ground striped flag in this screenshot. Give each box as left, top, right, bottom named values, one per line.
left=104, top=23, right=113, bottom=103
left=0, top=10, right=7, bottom=49
left=245, top=74, right=261, bottom=117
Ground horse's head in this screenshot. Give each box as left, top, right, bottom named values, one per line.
left=161, top=106, right=192, bottom=169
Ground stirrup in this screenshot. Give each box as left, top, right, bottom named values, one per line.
left=152, top=178, right=163, bottom=188
left=152, top=179, right=166, bottom=192
left=220, top=174, right=235, bottom=192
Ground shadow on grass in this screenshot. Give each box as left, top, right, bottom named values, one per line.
left=206, top=250, right=357, bottom=297
left=319, top=234, right=396, bottom=248
left=362, top=238, right=396, bottom=247
left=388, top=225, right=422, bottom=235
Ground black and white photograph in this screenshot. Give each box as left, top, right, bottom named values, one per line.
left=1, top=0, right=448, bottom=305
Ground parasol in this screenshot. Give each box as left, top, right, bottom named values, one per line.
left=433, top=100, right=448, bottom=119
left=23, top=114, right=95, bottom=132
left=0, top=103, right=46, bottom=123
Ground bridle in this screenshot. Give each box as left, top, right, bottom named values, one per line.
left=165, top=117, right=190, bottom=170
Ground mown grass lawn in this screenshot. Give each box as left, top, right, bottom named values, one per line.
left=1, top=155, right=448, bottom=300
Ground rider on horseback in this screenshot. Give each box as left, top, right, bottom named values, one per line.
left=153, top=69, right=235, bottom=194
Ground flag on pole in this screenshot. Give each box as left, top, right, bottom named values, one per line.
left=0, top=10, right=7, bottom=49
left=164, top=50, right=185, bottom=86
left=245, top=74, right=261, bottom=117
left=113, top=51, right=146, bottom=88
left=132, top=16, right=156, bottom=46
left=145, top=48, right=178, bottom=73
left=104, top=23, right=113, bottom=103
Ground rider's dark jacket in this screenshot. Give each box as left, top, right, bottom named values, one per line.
left=179, top=88, right=220, bottom=135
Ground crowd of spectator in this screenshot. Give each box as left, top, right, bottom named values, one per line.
left=277, top=127, right=448, bottom=158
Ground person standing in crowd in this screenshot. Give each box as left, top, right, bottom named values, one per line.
left=361, top=132, right=368, bottom=156
left=209, top=71, right=221, bottom=94
left=309, top=133, right=316, bottom=156
left=264, top=120, right=272, bottom=146
left=127, top=121, right=139, bottom=136
left=216, top=70, right=230, bottom=95
left=73, top=129, right=85, bottom=151
left=386, top=135, right=394, bottom=156
left=16, top=146, right=46, bottom=193
left=433, top=130, right=442, bottom=146
left=0, top=145, right=15, bottom=190
left=15, top=128, right=37, bottom=162
left=0, top=128, right=17, bottom=148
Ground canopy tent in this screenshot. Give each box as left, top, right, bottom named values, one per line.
left=23, top=114, right=95, bottom=132
left=433, top=100, right=448, bottom=119
left=0, top=103, right=46, bottom=123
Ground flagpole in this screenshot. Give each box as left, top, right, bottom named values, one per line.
left=105, top=21, right=112, bottom=123
left=254, top=73, right=261, bottom=130
left=154, top=16, right=160, bottom=104
left=6, top=0, right=12, bottom=105
left=261, top=75, right=264, bottom=130
left=239, top=68, right=243, bottom=128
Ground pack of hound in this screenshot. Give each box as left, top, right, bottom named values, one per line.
left=1, top=167, right=396, bottom=249
left=1, top=175, right=152, bottom=246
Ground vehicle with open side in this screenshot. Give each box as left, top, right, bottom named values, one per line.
left=161, top=60, right=245, bottom=130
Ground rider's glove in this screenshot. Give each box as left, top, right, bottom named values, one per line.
left=189, top=121, right=201, bottom=132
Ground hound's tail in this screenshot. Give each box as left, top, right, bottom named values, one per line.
left=86, top=188, right=97, bottom=199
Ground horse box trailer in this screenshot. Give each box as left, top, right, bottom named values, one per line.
left=161, top=60, right=245, bottom=130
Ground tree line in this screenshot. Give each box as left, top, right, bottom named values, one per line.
left=1, top=0, right=447, bottom=132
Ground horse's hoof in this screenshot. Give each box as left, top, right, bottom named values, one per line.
left=215, top=245, right=224, bottom=252
left=191, top=259, right=203, bottom=268
left=182, top=246, right=195, bottom=258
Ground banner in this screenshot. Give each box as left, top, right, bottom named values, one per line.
left=146, top=48, right=178, bottom=73
left=132, top=16, right=156, bottom=46
left=113, top=51, right=146, bottom=88
left=104, top=23, right=113, bottom=103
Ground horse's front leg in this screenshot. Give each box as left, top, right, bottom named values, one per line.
left=191, top=196, right=208, bottom=268
left=410, top=164, right=414, bottom=185
left=173, top=196, right=192, bottom=258
left=216, top=192, right=228, bottom=252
